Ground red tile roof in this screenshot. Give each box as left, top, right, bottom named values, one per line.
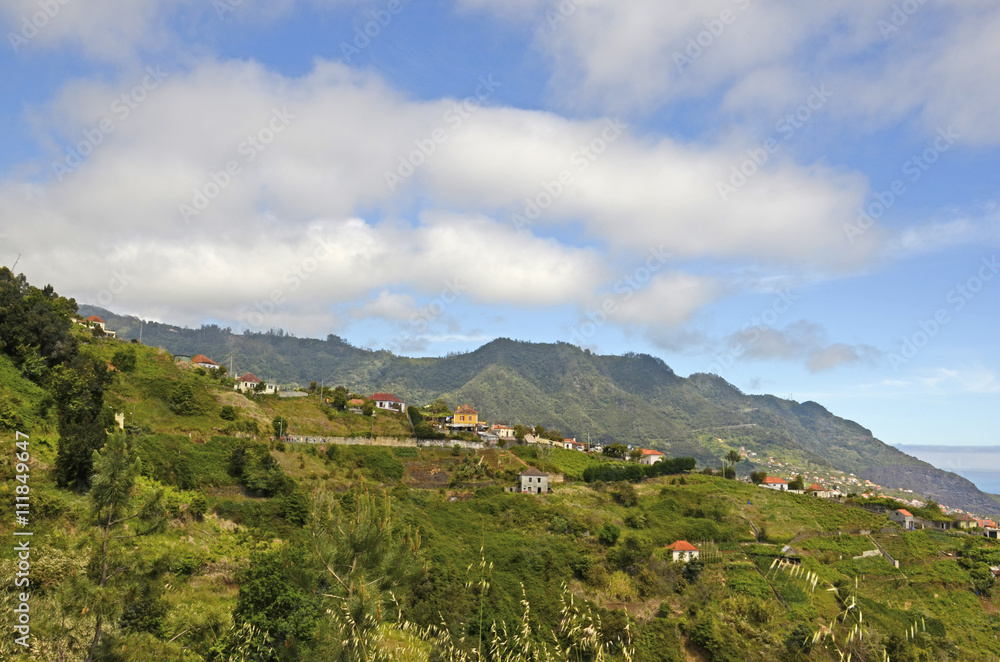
left=455, top=404, right=478, bottom=415
left=807, top=483, right=824, bottom=491
left=762, top=476, right=787, bottom=484
left=897, top=509, right=913, bottom=517
left=348, top=398, right=365, bottom=406
left=191, top=354, right=218, bottom=365
left=238, top=373, right=261, bottom=384
left=641, top=449, right=665, bottom=456
left=86, top=315, right=104, bottom=323
left=666, top=540, right=699, bottom=552
left=372, top=393, right=403, bottom=403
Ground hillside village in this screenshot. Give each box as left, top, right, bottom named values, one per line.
left=90, top=308, right=1000, bottom=537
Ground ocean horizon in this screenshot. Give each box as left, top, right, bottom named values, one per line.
left=894, top=444, right=1000, bottom=497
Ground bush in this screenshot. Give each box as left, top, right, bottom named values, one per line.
left=610, top=481, right=638, bottom=507
left=598, top=523, right=621, bottom=546
left=168, top=383, right=199, bottom=416
left=111, top=347, right=138, bottom=372
left=219, top=405, right=237, bottom=421
left=189, top=493, right=208, bottom=521
left=281, top=490, right=310, bottom=526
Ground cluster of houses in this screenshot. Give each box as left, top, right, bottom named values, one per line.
left=182, top=353, right=282, bottom=395
left=435, top=403, right=669, bottom=462
left=886, top=507, right=999, bottom=536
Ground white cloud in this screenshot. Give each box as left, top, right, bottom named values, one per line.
left=599, top=272, right=721, bottom=329
left=884, top=366, right=1000, bottom=395
left=0, top=56, right=883, bottom=339
left=729, top=320, right=881, bottom=373
left=461, top=0, right=1000, bottom=146
left=348, top=290, right=418, bottom=321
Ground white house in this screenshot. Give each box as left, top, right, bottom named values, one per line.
left=371, top=392, right=406, bottom=413
left=191, top=354, right=220, bottom=370
left=638, top=449, right=665, bottom=466
left=665, top=540, right=700, bottom=563
left=519, top=467, right=549, bottom=494
left=235, top=372, right=278, bottom=395
left=761, top=476, right=788, bottom=491
left=491, top=424, right=516, bottom=439
left=84, top=315, right=116, bottom=338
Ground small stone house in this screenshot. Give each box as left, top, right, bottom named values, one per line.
left=519, top=467, right=549, bottom=494
left=889, top=508, right=914, bottom=530
left=954, top=513, right=978, bottom=530
left=665, top=540, right=700, bottom=563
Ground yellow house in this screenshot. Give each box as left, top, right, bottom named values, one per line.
left=453, top=404, right=479, bottom=427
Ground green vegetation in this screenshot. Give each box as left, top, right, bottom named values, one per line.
left=5, top=275, right=1000, bottom=660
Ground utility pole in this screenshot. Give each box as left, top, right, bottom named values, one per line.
left=138, top=320, right=143, bottom=344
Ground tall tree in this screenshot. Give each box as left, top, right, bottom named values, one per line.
left=724, top=450, right=743, bottom=479
left=78, top=433, right=165, bottom=662
left=53, top=355, right=114, bottom=489
left=309, top=490, right=426, bottom=660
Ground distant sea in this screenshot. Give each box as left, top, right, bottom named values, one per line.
left=894, top=445, right=1000, bottom=495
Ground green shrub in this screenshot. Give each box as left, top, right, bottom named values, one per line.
left=598, top=523, right=621, bottom=546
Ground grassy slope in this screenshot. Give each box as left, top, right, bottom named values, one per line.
left=6, top=415, right=1000, bottom=661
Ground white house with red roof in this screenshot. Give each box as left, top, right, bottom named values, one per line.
left=760, top=476, right=788, bottom=491
left=83, top=314, right=116, bottom=337
left=235, top=372, right=278, bottom=395
left=191, top=354, right=220, bottom=370
left=665, top=540, right=700, bottom=562
left=371, top=392, right=406, bottom=413
left=638, top=449, right=665, bottom=466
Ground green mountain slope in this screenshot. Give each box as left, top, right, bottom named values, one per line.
left=79, top=306, right=1000, bottom=514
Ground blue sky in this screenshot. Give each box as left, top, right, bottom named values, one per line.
left=1, top=0, right=998, bottom=449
